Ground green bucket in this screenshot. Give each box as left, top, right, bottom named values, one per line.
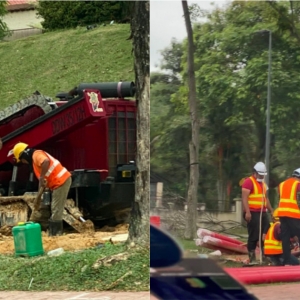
left=12, top=221, right=44, bottom=257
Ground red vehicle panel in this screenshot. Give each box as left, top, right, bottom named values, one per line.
left=0, top=82, right=136, bottom=221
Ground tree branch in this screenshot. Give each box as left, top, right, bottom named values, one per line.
left=267, top=1, right=300, bottom=43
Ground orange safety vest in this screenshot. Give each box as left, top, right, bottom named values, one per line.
left=264, top=222, right=282, bottom=255
left=32, top=150, right=71, bottom=190
left=247, top=176, right=267, bottom=210
left=277, top=178, right=300, bottom=219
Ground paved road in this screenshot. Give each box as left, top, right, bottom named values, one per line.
left=247, top=283, right=300, bottom=300
left=0, top=291, right=150, bottom=300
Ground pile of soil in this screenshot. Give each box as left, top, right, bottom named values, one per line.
left=0, top=223, right=129, bottom=255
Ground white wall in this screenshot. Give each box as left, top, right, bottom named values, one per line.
left=3, top=10, right=43, bottom=30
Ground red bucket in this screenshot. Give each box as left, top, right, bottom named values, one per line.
left=150, top=216, right=161, bottom=227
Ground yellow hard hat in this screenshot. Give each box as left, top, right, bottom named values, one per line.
left=13, top=142, right=28, bottom=162
left=273, top=208, right=279, bottom=219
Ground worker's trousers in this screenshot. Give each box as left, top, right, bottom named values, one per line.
left=280, top=217, right=300, bottom=265
left=268, top=253, right=299, bottom=266
left=244, top=211, right=270, bottom=252
left=51, top=177, right=72, bottom=221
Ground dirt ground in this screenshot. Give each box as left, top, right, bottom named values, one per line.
left=0, top=223, right=129, bottom=255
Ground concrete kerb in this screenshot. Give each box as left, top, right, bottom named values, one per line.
left=0, top=291, right=150, bottom=300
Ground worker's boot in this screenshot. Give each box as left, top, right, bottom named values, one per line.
left=261, top=250, right=270, bottom=265
left=248, top=250, right=256, bottom=263
left=48, top=220, right=63, bottom=236
left=259, top=254, right=270, bottom=265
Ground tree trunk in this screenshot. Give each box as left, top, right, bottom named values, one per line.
left=182, top=0, right=200, bottom=240
left=127, top=1, right=150, bottom=246
left=216, top=180, right=226, bottom=211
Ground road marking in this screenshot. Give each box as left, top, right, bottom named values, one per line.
left=65, top=294, right=111, bottom=300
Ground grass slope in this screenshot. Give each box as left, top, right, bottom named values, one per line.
left=0, top=24, right=133, bottom=110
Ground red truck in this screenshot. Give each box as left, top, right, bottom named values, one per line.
left=0, top=81, right=136, bottom=232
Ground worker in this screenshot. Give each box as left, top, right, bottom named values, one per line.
left=12, top=142, right=72, bottom=236
left=277, top=168, right=300, bottom=265
left=241, top=162, right=274, bottom=263
left=264, top=208, right=299, bottom=266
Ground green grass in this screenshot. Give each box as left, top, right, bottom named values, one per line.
left=223, top=226, right=248, bottom=237
left=178, top=238, right=214, bottom=257
left=178, top=239, right=199, bottom=251
left=0, top=24, right=133, bottom=110
left=0, top=243, right=149, bottom=291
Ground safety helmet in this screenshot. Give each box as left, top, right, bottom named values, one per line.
left=292, top=168, right=300, bottom=178
left=273, top=208, right=279, bottom=220
left=253, top=162, right=267, bottom=176
left=13, top=142, right=28, bottom=162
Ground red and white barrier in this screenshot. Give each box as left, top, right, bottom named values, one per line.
left=195, top=238, right=219, bottom=251
left=197, top=228, right=244, bottom=245
left=195, top=228, right=265, bottom=255
left=225, top=265, right=300, bottom=285
left=202, top=236, right=249, bottom=255
left=195, top=238, right=242, bottom=255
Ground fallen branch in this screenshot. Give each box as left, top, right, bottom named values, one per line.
left=154, top=208, right=247, bottom=239
left=105, top=271, right=132, bottom=290
left=92, top=252, right=131, bottom=269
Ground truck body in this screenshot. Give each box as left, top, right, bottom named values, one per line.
left=0, top=82, right=136, bottom=232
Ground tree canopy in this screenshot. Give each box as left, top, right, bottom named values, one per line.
left=36, top=1, right=130, bottom=30
left=151, top=1, right=300, bottom=208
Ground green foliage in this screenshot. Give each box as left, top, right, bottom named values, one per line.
left=36, top=1, right=129, bottom=31
left=150, top=71, right=190, bottom=195
left=0, top=244, right=149, bottom=291
left=0, top=24, right=132, bottom=110
left=150, top=39, right=194, bottom=196
left=191, top=0, right=300, bottom=190
left=159, top=39, right=184, bottom=77
left=151, top=0, right=300, bottom=207
left=0, top=1, right=9, bottom=40
left=188, top=3, right=208, bottom=24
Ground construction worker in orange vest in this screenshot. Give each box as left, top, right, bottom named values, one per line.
left=277, top=168, right=300, bottom=265
left=12, top=142, right=72, bottom=236
left=264, top=208, right=299, bottom=266
left=241, top=162, right=274, bottom=263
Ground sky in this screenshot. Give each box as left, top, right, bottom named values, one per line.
left=150, top=0, right=230, bottom=72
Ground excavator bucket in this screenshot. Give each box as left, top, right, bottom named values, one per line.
left=0, top=195, right=34, bottom=226
left=0, top=195, right=94, bottom=234
left=63, top=210, right=95, bottom=233
left=0, top=200, right=29, bottom=226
